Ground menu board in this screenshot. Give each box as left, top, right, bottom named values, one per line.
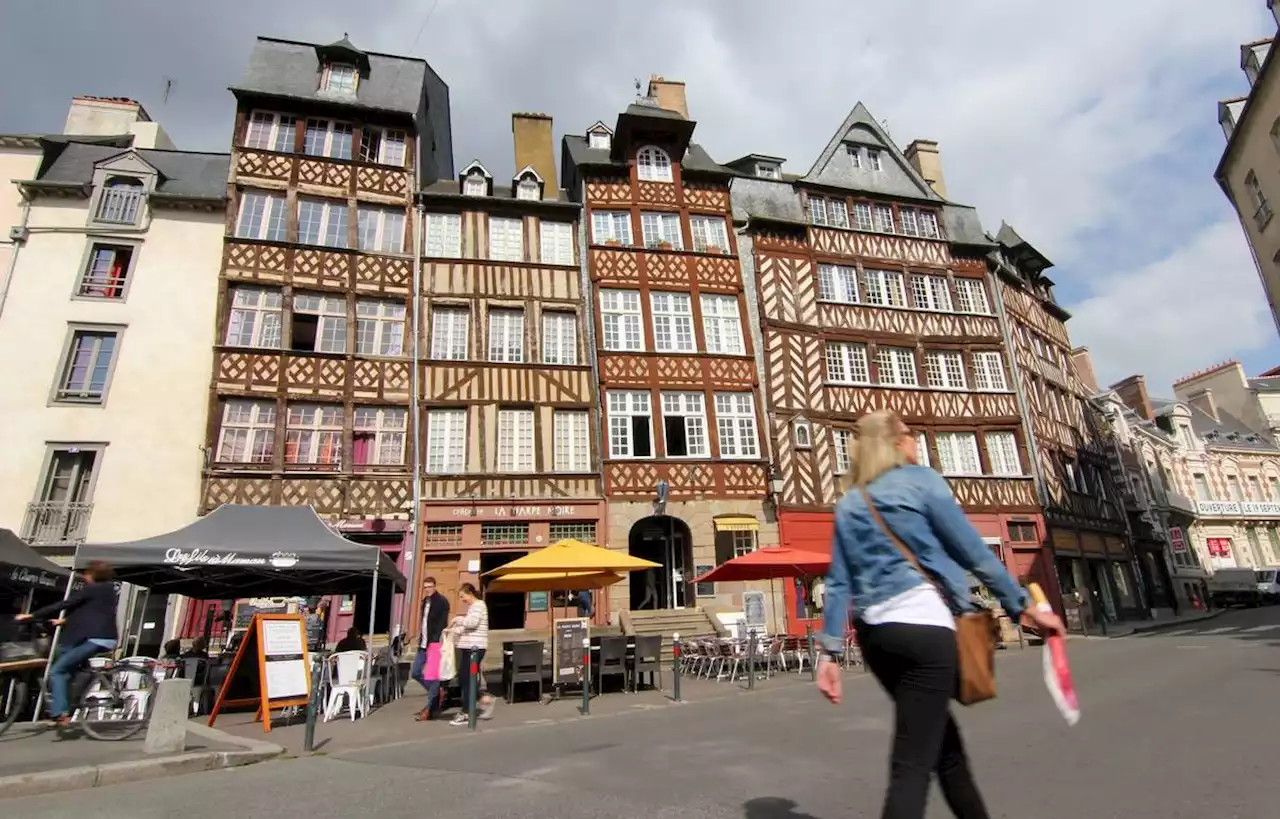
left=208, top=613, right=312, bottom=734
left=552, top=617, right=589, bottom=685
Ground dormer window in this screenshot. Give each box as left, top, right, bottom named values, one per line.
left=589, top=130, right=611, bottom=150
left=755, top=163, right=780, bottom=180
left=636, top=146, right=673, bottom=183
left=464, top=173, right=487, bottom=197
left=517, top=178, right=539, bottom=201
left=323, top=63, right=358, bottom=94
left=95, top=176, right=144, bottom=225
left=866, top=148, right=883, bottom=172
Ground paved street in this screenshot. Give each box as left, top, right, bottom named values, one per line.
left=6, top=607, right=1280, bottom=818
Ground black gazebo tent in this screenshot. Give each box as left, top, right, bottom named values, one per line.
left=0, top=528, right=73, bottom=595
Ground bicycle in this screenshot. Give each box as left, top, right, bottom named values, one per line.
left=60, top=655, right=158, bottom=741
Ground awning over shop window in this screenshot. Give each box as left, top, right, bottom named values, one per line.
left=713, top=515, right=760, bottom=533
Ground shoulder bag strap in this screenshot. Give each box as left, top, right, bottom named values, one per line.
left=858, top=486, right=949, bottom=603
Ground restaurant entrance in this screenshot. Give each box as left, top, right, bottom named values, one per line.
left=628, top=515, right=693, bottom=610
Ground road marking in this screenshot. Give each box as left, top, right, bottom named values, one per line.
left=1198, top=626, right=1239, bottom=635
left=1240, top=625, right=1280, bottom=634
left=1160, top=630, right=1192, bottom=637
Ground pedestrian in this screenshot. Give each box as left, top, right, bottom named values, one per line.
left=410, top=576, right=450, bottom=721
left=15, top=561, right=118, bottom=727
left=449, top=582, right=495, bottom=725
left=815, top=410, right=1064, bottom=819
left=576, top=589, right=593, bottom=618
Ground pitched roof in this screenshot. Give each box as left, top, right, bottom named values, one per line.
left=1186, top=404, right=1278, bottom=451
left=28, top=142, right=229, bottom=200
left=561, top=133, right=732, bottom=177
left=800, top=102, right=941, bottom=201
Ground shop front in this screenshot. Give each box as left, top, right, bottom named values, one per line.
left=410, top=499, right=607, bottom=642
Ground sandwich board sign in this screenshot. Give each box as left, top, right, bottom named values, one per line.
left=208, top=612, right=312, bottom=733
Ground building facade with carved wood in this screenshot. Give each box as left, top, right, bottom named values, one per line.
left=194, top=36, right=453, bottom=641
left=991, top=228, right=1135, bottom=629
left=562, top=79, right=777, bottom=619
left=732, top=104, right=1047, bottom=629
left=411, top=112, right=604, bottom=633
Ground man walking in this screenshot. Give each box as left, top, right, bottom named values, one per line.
left=410, top=577, right=450, bottom=721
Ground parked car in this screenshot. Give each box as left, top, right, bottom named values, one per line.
left=1256, top=568, right=1280, bottom=604
left=1209, top=568, right=1263, bottom=607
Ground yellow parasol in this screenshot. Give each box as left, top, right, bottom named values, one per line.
left=483, top=538, right=660, bottom=576
left=485, top=570, right=627, bottom=594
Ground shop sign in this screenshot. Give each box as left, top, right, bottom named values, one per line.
left=426, top=503, right=595, bottom=521
left=1169, top=527, right=1186, bottom=554
left=1205, top=537, right=1232, bottom=557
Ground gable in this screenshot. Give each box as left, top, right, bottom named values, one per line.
left=801, top=103, right=940, bottom=201
left=97, top=150, right=159, bottom=177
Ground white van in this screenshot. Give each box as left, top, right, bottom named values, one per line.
left=1256, top=568, right=1280, bottom=604
left=1209, top=568, right=1262, bottom=607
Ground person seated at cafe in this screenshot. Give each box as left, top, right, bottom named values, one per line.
left=161, top=639, right=182, bottom=660
left=335, top=627, right=367, bottom=653
left=182, top=636, right=209, bottom=659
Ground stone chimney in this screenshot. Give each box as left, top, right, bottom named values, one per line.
left=1110, top=374, right=1155, bottom=421
left=1187, top=388, right=1220, bottom=422
left=511, top=112, right=558, bottom=201
left=63, top=96, right=175, bottom=149
left=1070, top=347, right=1100, bottom=394
left=646, top=75, right=688, bottom=119
left=905, top=139, right=947, bottom=198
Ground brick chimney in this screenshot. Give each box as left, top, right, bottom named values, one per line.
left=511, top=112, right=558, bottom=201
left=646, top=75, right=688, bottom=119
left=1070, top=347, right=1100, bottom=394
left=905, top=139, right=947, bottom=198
left=1110, top=374, right=1155, bottom=421
left=1186, top=388, right=1220, bottom=422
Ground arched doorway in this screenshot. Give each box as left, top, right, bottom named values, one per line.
left=628, top=515, right=694, bottom=610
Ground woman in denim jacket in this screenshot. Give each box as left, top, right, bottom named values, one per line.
left=816, top=410, right=1063, bottom=819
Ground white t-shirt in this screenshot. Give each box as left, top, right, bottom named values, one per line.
left=419, top=598, right=431, bottom=649
left=861, top=583, right=955, bottom=630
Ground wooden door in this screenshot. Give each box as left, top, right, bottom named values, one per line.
left=418, top=554, right=461, bottom=640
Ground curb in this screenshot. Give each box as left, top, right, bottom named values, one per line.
left=1121, top=610, right=1224, bottom=635
left=0, top=724, right=284, bottom=801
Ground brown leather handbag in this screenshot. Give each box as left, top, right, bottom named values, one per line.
left=859, top=488, right=999, bottom=706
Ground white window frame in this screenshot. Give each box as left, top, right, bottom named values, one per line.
left=463, top=173, right=487, bottom=197
left=322, top=63, right=358, bottom=94
left=600, top=289, right=644, bottom=352
left=94, top=178, right=143, bottom=225
left=899, top=207, right=921, bottom=237
left=846, top=145, right=862, bottom=168
left=700, top=294, right=744, bottom=355
left=826, top=342, right=870, bottom=384
left=873, top=203, right=896, bottom=233
left=715, top=392, right=759, bottom=459
left=516, top=177, right=540, bottom=201
left=225, top=286, right=283, bottom=349
left=588, top=130, right=611, bottom=150
left=876, top=346, right=919, bottom=387
left=833, top=428, right=852, bottom=474
left=954, top=278, right=992, bottom=314
left=755, top=163, right=780, bottom=179
left=487, top=308, right=525, bottom=363
left=608, top=390, right=654, bottom=459
left=852, top=203, right=874, bottom=231
left=541, top=311, right=578, bottom=365
left=972, top=351, right=1008, bottom=391
left=244, top=111, right=296, bottom=152
left=297, top=197, right=349, bottom=248
left=355, top=298, right=405, bottom=357
left=292, top=293, right=348, bottom=353
left=554, top=410, right=592, bottom=472
left=915, top=432, right=931, bottom=469
left=303, top=118, right=353, bottom=160
left=826, top=198, right=849, bottom=228
left=817, top=264, right=859, bottom=304
left=497, top=409, right=536, bottom=473
left=863, top=269, right=907, bottom=307
left=284, top=404, right=344, bottom=466
left=924, top=351, right=967, bottom=390
left=488, top=217, right=525, bottom=262
left=919, top=210, right=941, bottom=239
left=424, top=213, right=462, bottom=258
left=353, top=406, right=407, bottom=466
left=912, top=275, right=953, bottom=312
left=986, top=431, right=1022, bottom=476
left=690, top=215, right=730, bottom=253
left=808, top=196, right=828, bottom=226
left=426, top=409, right=467, bottom=474
left=216, top=400, right=277, bottom=464
left=866, top=148, right=883, bottom=171
left=637, top=145, right=674, bottom=182
left=235, top=190, right=288, bottom=242
left=936, top=432, right=982, bottom=476
left=651, top=291, right=695, bottom=353
left=641, top=212, right=684, bottom=250
left=359, top=127, right=407, bottom=167
left=539, top=221, right=575, bottom=265
left=661, top=392, right=709, bottom=458
left=429, top=306, right=469, bottom=360
left=591, top=210, right=633, bottom=245
left=356, top=205, right=406, bottom=253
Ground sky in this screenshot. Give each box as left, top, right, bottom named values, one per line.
left=2, top=0, right=1276, bottom=396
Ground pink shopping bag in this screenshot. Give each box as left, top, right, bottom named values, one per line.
left=423, top=642, right=443, bottom=681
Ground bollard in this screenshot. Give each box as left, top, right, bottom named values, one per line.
left=302, top=657, right=324, bottom=752
left=143, top=678, right=192, bottom=755
left=671, top=632, right=682, bottom=702
left=805, top=623, right=816, bottom=682
left=468, top=648, right=479, bottom=731
left=746, top=630, right=757, bottom=690
left=581, top=637, right=591, bottom=716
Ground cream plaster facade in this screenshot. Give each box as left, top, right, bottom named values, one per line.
left=0, top=178, right=225, bottom=547
left=0, top=143, right=42, bottom=286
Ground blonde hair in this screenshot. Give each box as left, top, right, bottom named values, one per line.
left=843, top=409, right=910, bottom=490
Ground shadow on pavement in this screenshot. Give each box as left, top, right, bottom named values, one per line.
left=744, top=797, right=825, bottom=819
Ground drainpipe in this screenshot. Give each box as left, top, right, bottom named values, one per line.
left=0, top=191, right=32, bottom=326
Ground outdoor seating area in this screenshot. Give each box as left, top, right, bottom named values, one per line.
left=676, top=631, right=863, bottom=685
left=499, top=633, right=666, bottom=703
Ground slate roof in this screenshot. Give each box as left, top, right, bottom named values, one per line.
left=1247, top=375, right=1280, bottom=391
left=1166, top=399, right=1279, bottom=451
left=561, top=134, right=731, bottom=176
left=419, top=178, right=576, bottom=208
left=232, top=37, right=430, bottom=117
left=799, top=102, right=941, bottom=201
left=26, top=142, right=229, bottom=200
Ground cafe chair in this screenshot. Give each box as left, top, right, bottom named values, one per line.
left=594, top=636, right=628, bottom=693
left=630, top=635, right=662, bottom=692
left=506, top=641, right=544, bottom=703
left=323, top=650, right=370, bottom=721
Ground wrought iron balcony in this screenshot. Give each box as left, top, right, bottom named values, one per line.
left=21, top=502, right=93, bottom=545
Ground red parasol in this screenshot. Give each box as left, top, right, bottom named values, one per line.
left=692, top=546, right=831, bottom=583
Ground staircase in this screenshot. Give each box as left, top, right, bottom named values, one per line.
left=624, top=608, right=723, bottom=664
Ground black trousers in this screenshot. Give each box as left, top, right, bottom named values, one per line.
left=856, top=622, right=991, bottom=819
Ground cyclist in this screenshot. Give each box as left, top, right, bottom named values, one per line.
left=15, top=561, right=118, bottom=726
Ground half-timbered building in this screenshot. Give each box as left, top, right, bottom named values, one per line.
left=413, top=113, right=604, bottom=633
left=732, top=104, right=1046, bottom=630
left=563, top=79, right=776, bottom=620
left=198, top=36, right=453, bottom=641
left=991, top=226, right=1133, bottom=628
